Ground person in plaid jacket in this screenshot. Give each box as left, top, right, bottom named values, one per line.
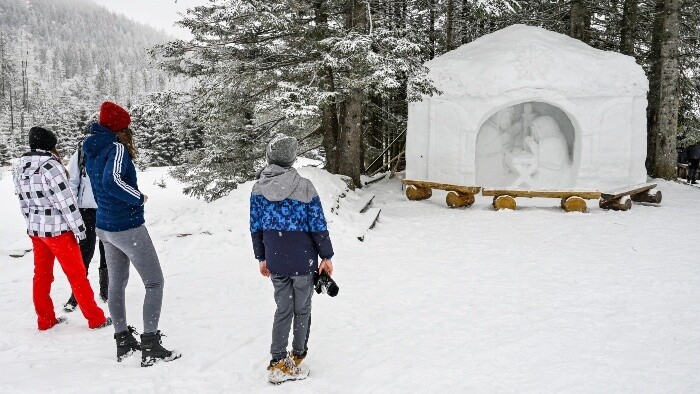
left=12, top=127, right=110, bottom=331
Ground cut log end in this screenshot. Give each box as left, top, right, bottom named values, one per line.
left=599, top=197, right=632, bottom=211
left=561, top=196, right=587, bottom=212
left=493, top=195, right=516, bottom=210
left=630, top=190, right=662, bottom=204
left=446, top=191, right=475, bottom=208
left=406, top=185, right=432, bottom=201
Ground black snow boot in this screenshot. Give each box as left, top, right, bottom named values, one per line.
left=115, top=326, right=141, bottom=362
left=63, top=295, right=77, bottom=312
left=140, top=331, right=182, bottom=367
left=98, top=267, right=109, bottom=302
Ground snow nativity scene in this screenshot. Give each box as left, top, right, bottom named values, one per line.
left=1, top=0, right=700, bottom=392
left=404, top=25, right=655, bottom=211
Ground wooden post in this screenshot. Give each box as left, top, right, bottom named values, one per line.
left=446, top=191, right=474, bottom=208
left=599, top=197, right=632, bottom=211
left=493, top=195, right=516, bottom=210
left=406, top=185, right=432, bottom=201
left=561, top=196, right=587, bottom=212
left=630, top=190, right=662, bottom=204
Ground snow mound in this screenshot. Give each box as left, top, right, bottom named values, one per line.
left=160, top=165, right=375, bottom=243
left=426, top=24, right=647, bottom=98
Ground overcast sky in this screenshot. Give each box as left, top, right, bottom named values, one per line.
left=90, top=0, right=207, bottom=38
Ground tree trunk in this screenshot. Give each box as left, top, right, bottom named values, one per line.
left=337, top=89, right=363, bottom=187
left=321, top=99, right=340, bottom=173
left=429, top=0, right=436, bottom=59
left=620, top=0, right=639, bottom=56
left=647, top=0, right=681, bottom=179
left=335, top=0, right=366, bottom=187
left=313, top=1, right=341, bottom=174
left=446, top=0, right=454, bottom=51
left=569, top=0, right=590, bottom=43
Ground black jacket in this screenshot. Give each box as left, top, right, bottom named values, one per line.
left=685, top=145, right=700, bottom=161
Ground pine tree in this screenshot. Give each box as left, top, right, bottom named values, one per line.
left=155, top=0, right=437, bottom=194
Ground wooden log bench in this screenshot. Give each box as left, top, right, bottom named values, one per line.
left=481, top=188, right=602, bottom=212
left=598, top=183, right=661, bottom=211
left=401, top=179, right=481, bottom=208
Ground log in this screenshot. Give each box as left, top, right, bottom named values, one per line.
left=493, top=195, right=516, bottom=210
left=599, top=196, right=632, bottom=211
left=630, top=190, right=662, bottom=204
left=402, top=179, right=481, bottom=195
left=482, top=188, right=601, bottom=199
left=561, top=196, right=587, bottom=212
left=446, top=191, right=475, bottom=208
left=600, top=183, right=657, bottom=200
left=406, top=185, right=432, bottom=201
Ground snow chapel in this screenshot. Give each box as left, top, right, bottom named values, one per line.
left=405, top=24, right=649, bottom=190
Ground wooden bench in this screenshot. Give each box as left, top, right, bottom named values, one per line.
left=401, top=179, right=481, bottom=208
left=481, top=188, right=602, bottom=212
left=598, top=183, right=661, bottom=211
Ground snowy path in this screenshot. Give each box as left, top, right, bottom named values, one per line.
left=1, top=167, right=699, bottom=392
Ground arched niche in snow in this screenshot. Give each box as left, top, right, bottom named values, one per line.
left=475, top=101, right=578, bottom=189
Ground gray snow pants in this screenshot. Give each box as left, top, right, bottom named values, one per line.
left=270, top=274, right=314, bottom=360
left=96, top=225, right=164, bottom=334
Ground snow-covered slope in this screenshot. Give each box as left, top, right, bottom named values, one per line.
left=0, top=166, right=699, bottom=392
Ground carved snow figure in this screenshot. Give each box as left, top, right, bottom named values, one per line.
left=525, top=115, right=571, bottom=188
left=475, top=107, right=522, bottom=185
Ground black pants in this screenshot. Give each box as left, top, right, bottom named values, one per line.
left=689, top=159, right=699, bottom=182
left=68, top=208, right=108, bottom=303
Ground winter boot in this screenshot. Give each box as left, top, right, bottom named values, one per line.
left=63, top=295, right=77, bottom=312
left=291, top=351, right=307, bottom=366
left=267, top=355, right=310, bottom=384
left=98, top=267, right=109, bottom=302
left=140, top=331, right=182, bottom=367
left=115, top=326, right=140, bottom=362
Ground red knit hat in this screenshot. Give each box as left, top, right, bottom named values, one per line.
left=99, top=102, right=131, bottom=132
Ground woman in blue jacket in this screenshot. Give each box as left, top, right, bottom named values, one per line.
left=83, top=101, right=181, bottom=367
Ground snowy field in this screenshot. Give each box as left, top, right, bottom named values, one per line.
left=0, top=164, right=699, bottom=393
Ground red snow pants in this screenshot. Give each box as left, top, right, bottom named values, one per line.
left=29, top=232, right=107, bottom=330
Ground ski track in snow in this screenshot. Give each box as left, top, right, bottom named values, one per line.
left=1, top=166, right=699, bottom=392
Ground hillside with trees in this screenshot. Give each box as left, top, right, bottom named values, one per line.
left=0, top=0, right=175, bottom=162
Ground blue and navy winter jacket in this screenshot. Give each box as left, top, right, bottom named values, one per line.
left=250, top=165, right=334, bottom=276
left=83, top=123, right=145, bottom=232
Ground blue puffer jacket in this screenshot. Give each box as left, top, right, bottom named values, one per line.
left=83, top=123, right=145, bottom=232
left=250, top=165, right=334, bottom=276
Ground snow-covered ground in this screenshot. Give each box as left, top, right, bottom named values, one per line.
left=1, top=165, right=699, bottom=392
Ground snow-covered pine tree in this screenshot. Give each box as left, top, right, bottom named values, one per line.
left=155, top=0, right=437, bottom=196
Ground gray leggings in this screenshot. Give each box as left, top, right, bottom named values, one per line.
left=96, top=225, right=164, bottom=334
left=271, top=274, right=313, bottom=360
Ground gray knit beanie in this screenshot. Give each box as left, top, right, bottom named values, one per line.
left=266, top=134, right=298, bottom=167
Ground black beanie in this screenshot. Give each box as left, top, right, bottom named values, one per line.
left=29, top=127, right=57, bottom=151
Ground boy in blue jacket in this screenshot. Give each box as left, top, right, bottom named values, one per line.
left=250, top=134, right=334, bottom=384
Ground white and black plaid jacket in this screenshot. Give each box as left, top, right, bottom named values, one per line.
left=12, top=150, right=86, bottom=240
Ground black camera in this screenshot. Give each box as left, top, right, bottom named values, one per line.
left=314, top=272, right=339, bottom=297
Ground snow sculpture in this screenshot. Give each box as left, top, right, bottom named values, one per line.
left=406, top=25, right=649, bottom=190
left=527, top=115, right=571, bottom=188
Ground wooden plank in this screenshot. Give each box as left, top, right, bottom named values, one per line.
left=357, top=208, right=381, bottom=242
left=482, top=188, right=601, bottom=199
left=353, top=193, right=375, bottom=213
left=401, top=179, right=481, bottom=194
left=600, top=183, right=657, bottom=200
